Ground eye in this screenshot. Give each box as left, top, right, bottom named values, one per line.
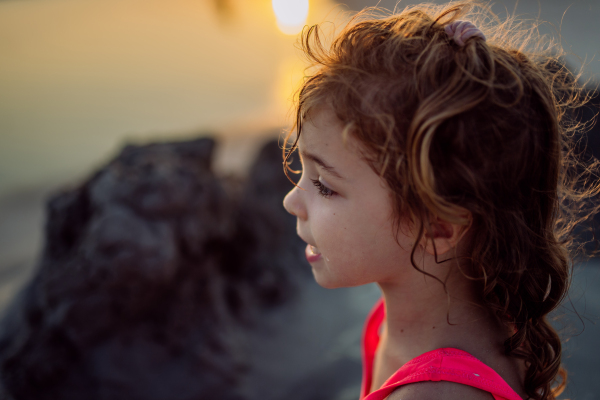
left=311, top=178, right=336, bottom=198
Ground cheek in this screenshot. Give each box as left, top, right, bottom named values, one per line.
left=316, top=197, right=386, bottom=249
left=319, top=206, right=404, bottom=275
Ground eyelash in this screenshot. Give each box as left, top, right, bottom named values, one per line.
left=311, top=178, right=336, bottom=198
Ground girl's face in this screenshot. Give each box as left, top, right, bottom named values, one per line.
left=283, top=108, right=420, bottom=289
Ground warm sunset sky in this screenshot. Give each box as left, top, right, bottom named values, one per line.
left=0, top=0, right=340, bottom=195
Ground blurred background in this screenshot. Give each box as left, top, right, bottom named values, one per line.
left=0, top=0, right=599, bottom=399
left=1, top=0, right=600, bottom=199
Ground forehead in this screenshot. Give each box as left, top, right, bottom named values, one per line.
left=299, top=108, right=358, bottom=155
left=298, top=108, right=378, bottom=182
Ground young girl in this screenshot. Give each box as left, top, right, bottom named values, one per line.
left=282, top=2, right=598, bottom=400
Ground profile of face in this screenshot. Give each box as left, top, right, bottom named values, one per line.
left=283, top=108, right=424, bottom=289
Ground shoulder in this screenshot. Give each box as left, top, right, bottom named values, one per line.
left=386, top=381, right=495, bottom=400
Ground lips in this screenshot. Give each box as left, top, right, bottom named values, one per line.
left=305, top=244, right=322, bottom=263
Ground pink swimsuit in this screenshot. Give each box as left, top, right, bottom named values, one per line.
left=360, top=299, right=523, bottom=400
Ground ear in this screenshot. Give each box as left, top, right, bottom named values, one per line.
left=420, top=213, right=472, bottom=256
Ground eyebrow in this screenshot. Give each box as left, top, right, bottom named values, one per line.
left=300, top=150, right=345, bottom=179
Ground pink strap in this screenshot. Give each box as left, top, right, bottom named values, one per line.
left=363, top=348, right=522, bottom=400
left=360, top=298, right=385, bottom=399
left=360, top=300, right=522, bottom=400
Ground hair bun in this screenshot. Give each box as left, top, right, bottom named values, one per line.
left=444, top=20, right=486, bottom=46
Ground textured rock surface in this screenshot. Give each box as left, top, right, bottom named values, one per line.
left=0, top=138, right=311, bottom=400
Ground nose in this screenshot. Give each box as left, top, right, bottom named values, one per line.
left=283, top=185, right=307, bottom=221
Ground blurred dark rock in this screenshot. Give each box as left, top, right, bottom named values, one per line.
left=0, top=137, right=307, bottom=400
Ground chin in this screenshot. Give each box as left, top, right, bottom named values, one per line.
left=312, top=270, right=338, bottom=289
left=312, top=270, right=356, bottom=290
left=315, top=280, right=341, bottom=289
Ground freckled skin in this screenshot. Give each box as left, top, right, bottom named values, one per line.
left=283, top=108, right=420, bottom=289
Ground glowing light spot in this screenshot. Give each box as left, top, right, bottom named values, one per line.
left=272, top=0, right=309, bottom=35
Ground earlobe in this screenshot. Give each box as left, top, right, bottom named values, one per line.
left=421, top=214, right=472, bottom=256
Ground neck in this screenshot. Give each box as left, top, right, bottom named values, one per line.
left=369, top=253, right=525, bottom=396
left=376, top=267, right=507, bottom=366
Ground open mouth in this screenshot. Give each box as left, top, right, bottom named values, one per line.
left=305, top=244, right=322, bottom=262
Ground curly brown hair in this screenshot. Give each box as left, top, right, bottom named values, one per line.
left=283, top=1, right=599, bottom=399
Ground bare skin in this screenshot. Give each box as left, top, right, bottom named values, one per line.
left=372, top=271, right=526, bottom=399
left=283, top=107, right=526, bottom=400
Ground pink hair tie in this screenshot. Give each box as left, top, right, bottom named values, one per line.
left=444, top=20, right=486, bottom=46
